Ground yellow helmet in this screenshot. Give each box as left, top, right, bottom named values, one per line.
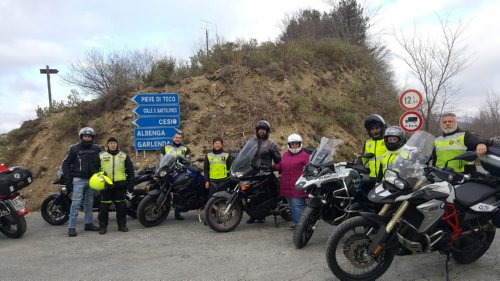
left=89, top=172, right=113, bottom=191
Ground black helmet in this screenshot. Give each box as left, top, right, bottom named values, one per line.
left=255, top=120, right=271, bottom=133
left=384, top=126, right=406, bottom=151
left=364, top=114, right=386, bottom=138
left=79, top=127, right=96, bottom=140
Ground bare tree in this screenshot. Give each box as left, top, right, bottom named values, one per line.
left=394, top=15, right=473, bottom=130
left=476, top=90, right=500, bottom=137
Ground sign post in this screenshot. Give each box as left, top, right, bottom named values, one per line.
left=131, top=93, right=180, bottom=151
left=39, top=65, right=59, bottom=110
left=399, top=89, right=424, bottom=132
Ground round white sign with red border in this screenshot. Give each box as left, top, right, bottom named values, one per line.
left=399, top=111, right=423, bottom=132
left=399, top=89, right=423, bottom=111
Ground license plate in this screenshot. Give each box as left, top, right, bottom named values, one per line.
left=9, top=196, right=26, bottom=211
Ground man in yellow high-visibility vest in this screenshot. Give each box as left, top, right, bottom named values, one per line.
left=431, top=112, right=487, bottom=174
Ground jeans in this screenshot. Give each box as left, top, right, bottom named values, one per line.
left=286, top=197, right=305, bottom=225
left=68, top=177, right=94, bottom=228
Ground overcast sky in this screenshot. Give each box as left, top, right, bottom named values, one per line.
left=1, top=0, right=499, bottom=134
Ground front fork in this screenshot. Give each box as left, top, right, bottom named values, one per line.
left=368, top=201, right=409, bottom=254
left=223, top=186, right=242, bottom=216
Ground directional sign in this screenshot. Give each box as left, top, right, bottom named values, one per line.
left=133, top=105, right=180, bottom=116
left=399, top=111, right=423, bottom=133
left=133, top=116, right=180, bottom=127
left=134, top=128, right=179, bottom=139
left=130, top=93, right=179, bottom=105
left=134, top=139, right=172, bottom=151
left=399, top=89, right=423, bottom=111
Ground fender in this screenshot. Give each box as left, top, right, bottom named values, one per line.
left=359, top=211, right=390, bottom=227
left=306, top=197, right=323, bottom=208
left=212, top=191, right=232, bottom=200
left=147, top=189, right=161, bottom=197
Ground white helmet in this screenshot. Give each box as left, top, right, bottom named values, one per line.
left=287, top=133, right=303, bottom=154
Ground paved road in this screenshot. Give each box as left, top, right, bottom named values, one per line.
left=1, top=211, right=500, bottom=281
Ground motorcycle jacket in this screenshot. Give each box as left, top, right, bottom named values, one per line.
left=62, top=142, right=101, bottom=183
left=253, top=138, right=281, bottom=171
left=360, top=138, right=386, bottom=179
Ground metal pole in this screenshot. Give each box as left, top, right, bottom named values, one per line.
left=46, top=65, right=53, bottom=110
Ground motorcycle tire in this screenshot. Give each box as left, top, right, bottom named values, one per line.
left=325, top=216, right=396, bottom=281
left=205, top=196, right=243, bottom=232
left=451, top=223, right=496, bottom=264
left=0, top=203, right=27, bottom=238
left=293, top=206, right=321, bottom=249
left=41, top=195, right=69, bottom=225
left=137, top=194, right=171, bottom=227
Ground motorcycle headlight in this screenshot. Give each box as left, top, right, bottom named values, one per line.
left=394, top=179, right=408, bottom=190
left=159, top=170, right=167, bottom=177
left=384, top=170, right=398, bottom=185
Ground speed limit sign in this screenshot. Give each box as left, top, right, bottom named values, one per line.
left=399, top=89, right=423, bottom=111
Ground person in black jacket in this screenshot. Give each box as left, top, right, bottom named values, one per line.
left=98, top=137, right=135, bottom=234
left=62, top=127, right=101, bottom=237
left=204, top=136, right=234, bottom=198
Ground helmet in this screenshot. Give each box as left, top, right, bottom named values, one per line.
left=79, top=127, right=96, bottom=140
left=383, top=126, right=406, bottom=151
left=255, top=120, right=271, bottom=133
left=89, top=172, right=113, bottom=191
left=364, top=114, right=386, bottom=138
left=287, top=134, right=303, bottom=154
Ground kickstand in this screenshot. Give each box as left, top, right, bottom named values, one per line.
left=445, top=252, right=451, bottom=281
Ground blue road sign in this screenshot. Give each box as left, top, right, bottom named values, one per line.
left=133, top=105, right=180, bottom=116
left=134, top=139, right=172, bottom=151
left=130, top=93, right=179, bottom=105
left=134, top=127, right=178, bottom=139
left=133, top=116, right=180, bottom=127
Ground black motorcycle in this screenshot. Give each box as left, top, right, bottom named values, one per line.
left=40, top=167, right=153, bottom=225
left=0, top=165, right=32, bottom=238
left=292, top=137, right=372, bottom=248
left=136, top=154, right=206, bottom=227
left=326, top=131, right=500, bottom=281
left=204, top=139, right=291, bottom=232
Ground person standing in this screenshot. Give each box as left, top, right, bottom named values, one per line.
left=275, top=134, right=309, bottom=230
left=359, top=114, right=387, bottom=186
left=432, top=112, right=487, bottom=173
left=159, top=130, right=191, bottom=220
left=98, top=137, right=135, bottom=234
left=62, top=127, right=101, bottom=237
left=204, top=136, right=234, bottom=198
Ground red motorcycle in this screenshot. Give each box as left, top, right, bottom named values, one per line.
left=0, top=163, right=32, bottom=238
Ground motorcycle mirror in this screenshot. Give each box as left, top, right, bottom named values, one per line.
left=312, top=135, right=322, bottom=143
left=444, top=151, right=477, bottom=168
left=362, top=153, right=375, bottom=159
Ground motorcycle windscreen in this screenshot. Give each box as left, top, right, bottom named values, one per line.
left=230, top=139, right=259, bottom=178
left=155, top=154, right=177, bottom=174
left=309, top=137, right=344, bottom=167
left=390, top=130, right=435, bottom=190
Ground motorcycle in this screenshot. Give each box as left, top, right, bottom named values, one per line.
left=0, top=164, right=32, bottom=238
left=204, top=138, right=291, bottom=232
left=325, top=131, right=500, bottom=281
left=293, top=137, right=372, bottom=249
left=136, top=154, right=206, bottom=227
left=40, top=167, right=153, bottom=225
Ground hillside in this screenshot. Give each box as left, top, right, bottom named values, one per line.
left=2, top=54, right=401, bottom=211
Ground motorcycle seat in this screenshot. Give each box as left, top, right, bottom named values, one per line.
left=454, top=182, right=499, bottom=208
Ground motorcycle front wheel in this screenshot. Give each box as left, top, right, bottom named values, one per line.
left=325, top=216, right=396, bottom=281
left=293, top=206, right=321, bottom=249
left=0, top=204, right=27, bottom=238
left=137, top=194, right=171, bottom=227
left=41, top=195, right=69, bottom=225
left=205, top=196, right=243, bottom=232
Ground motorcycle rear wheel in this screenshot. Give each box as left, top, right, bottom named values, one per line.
left=326, top=216, right=396, bottom=281
left=137, top=194, right=170, bottom=227
left=205, top=196, right=243, bottom=232
left=41, top=195, right=69, bottom=225
left=0, top=204, right=27, bottom=238
left=452, top=223, right=496, bottom=264
left=293, top=206, right=321, bottom=249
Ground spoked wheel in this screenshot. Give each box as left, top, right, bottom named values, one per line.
left=293, top=206, right=321, bottom=249
left=41, top=195, right=69, bottom=225
left=0, top=204, right=27, bottom=238
left=325, top=216, right=396, bottom=281
left=137, top=194, right=171, bottom=227
left=205, top=196, right=243, bottom=232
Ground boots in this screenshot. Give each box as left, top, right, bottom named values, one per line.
left=118, top=225, right=129, bottom=232
left=116, top=201, right=128, bottom=232
left=99, top=222, right=107, bottom=235
left=68, top=228, right=77, bottom=237
left=84, top=223, right=99, bottom=231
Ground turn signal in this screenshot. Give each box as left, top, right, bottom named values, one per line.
left=240, top=184, right=251, bottom=191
